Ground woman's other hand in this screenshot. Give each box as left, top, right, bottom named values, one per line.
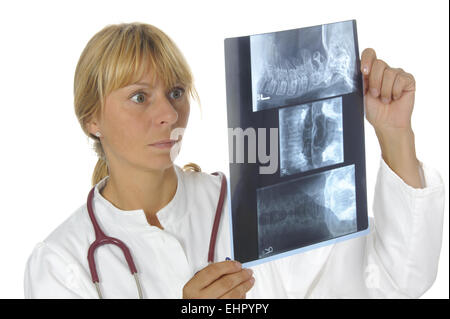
left=183, top=260, right=255, bottom=299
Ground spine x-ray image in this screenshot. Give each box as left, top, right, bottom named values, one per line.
left=251, top=20, right=358, bottom=112
left=279, top=96, right=344, bottom=177
left=224, top=20, right=368, bottom=266
left=257, top=165, right=357, bottom=258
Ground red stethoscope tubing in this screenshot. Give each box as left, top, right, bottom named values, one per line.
left=86, top=171, right=227, bottom=298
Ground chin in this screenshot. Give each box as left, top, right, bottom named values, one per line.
left=140, top=145, right=181, bottom=170
left=144, top=155, right=176, bottom=171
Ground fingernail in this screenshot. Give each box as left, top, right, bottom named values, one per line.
left=381, top=97, right=390, bottom=104
left=370, top=88, right=379, bottom=97
left=246, top=268, right=253, bottom=276
left=234, top=261, right=242, bottom=269
left=363, top=66, right=368, bottom=74
left=250, top=277, right=255, bottom=284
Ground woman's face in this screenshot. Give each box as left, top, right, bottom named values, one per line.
left=90, top=71, right=190, bottom=172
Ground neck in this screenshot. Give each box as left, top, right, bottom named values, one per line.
left=100, top=163, right=178, bottom=224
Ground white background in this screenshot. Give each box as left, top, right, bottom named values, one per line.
left=0, top=0, right=447, bottom=299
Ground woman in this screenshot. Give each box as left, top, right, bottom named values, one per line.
left=24, top=22, right=445, bottom=298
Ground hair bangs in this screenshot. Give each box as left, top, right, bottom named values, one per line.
left=98, top=24, right=196, bottom=110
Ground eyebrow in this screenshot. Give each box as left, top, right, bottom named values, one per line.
left=125, top=81, right=185, bottom=91
left=127, top=82, right=157, bottom=88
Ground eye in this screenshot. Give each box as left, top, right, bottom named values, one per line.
left=169, top=87, right=185, bottom=100
left=130, top=91, right=147, bottom=104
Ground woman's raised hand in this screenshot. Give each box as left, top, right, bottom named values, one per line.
left=360, top=48, right=416, bottom=132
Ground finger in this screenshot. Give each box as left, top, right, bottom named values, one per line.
left=361, top=48, right=377, bottom=95
left=363, top=74, right=369, bottom=96
left=380, top=67, right=399, bottom=104
left=191, top=260, right=242, bottom=291
left=360, top=48, right=377, bottom=75
left=392, top=71, right=416, bottom=100
left=219, top=276, right=255, bottom=299
left=368, top=59, right=389, bottom=98
left=203, top=268, right=254, bottom=298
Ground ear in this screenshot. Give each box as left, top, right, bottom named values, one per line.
left=86, top=118, right=101, bottom=137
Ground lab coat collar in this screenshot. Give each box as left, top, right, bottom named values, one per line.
left=92, top=164, right=187, bottom=231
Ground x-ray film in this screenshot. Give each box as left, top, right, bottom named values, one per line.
left=251, top=20, right=358, bottom=112
left=279, top=96, right=344, bottom=176
left=257, top=164, right=357, bottom=259
left=224, top=20, right=369, bottom=267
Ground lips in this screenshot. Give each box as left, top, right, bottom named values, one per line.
left=149, top=137, right=181, bottom=146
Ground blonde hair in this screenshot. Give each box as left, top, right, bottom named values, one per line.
left=73, top=22, right=200, bottom=186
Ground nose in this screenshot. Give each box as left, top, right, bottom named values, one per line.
left=153, top=93, right=178, bottom=126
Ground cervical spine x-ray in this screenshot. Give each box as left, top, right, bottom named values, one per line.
left=251, top=21, right=357, bottom=112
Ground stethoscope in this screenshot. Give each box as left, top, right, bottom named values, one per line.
left=86, top=171, right=227, bottom=299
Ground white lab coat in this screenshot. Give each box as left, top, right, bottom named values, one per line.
left=24, top=156, right=445, bottom=298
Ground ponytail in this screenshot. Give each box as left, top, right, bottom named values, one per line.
left=92, top=158, right=109, bottom=187
left=91, top=137, right=109, bottom=186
